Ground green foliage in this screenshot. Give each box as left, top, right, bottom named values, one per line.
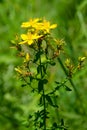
left=0, top=0, right=87, bottom=130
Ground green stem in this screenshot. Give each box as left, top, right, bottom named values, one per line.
left=43, top=86, right=46, bottom=130
left=39, top=42, right=46, bottom=130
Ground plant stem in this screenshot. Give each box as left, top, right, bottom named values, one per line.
left=43, top=86, right=46, bottom=130
left=39, top=42, right=46, bottom=130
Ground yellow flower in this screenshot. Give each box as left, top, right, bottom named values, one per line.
left=33, top=19, right=57, bottom=33
left=21, top=18, right=57, bottom=33
left=19, top=32, right=42, bottom=45
left=41, top=19, right=57, bottom=33
left=21, top=18, right=40, bottom=28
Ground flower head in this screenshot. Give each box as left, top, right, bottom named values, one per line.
left=21, top=18, right=40, bottom=28
left=33, top=19, right=57, bottom=33
left=41, top=19, right=57, bottom=33
left=19, top=32, right=42, bottom=45
left=21, top=18, right=57, bottom=34
left=18, top=18, right=57, bottom=46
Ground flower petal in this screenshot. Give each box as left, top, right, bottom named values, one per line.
left=21, top=22, right=30, bottom=28
left=19, top=40, right=27, bottom=44
left=21, top=34, right=28, bottom=40
left=28, top=40, right=33, bottom=45
left=50, top=24, right=57, bottom=29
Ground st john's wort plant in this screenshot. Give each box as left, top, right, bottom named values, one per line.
left=12, top=18, right=86, bottom=130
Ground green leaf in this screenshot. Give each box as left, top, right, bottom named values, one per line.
left=45, top=95, right=53, bottom=106
left=42, top=65, right=47, bottom=74
left=55, top=81, right=60, bottom=84
left=38, top=79, right=48, bottom=93
left=33, top=52, right=40, bottom=63
left=61, top=118, right=64, bottom=126
left=39, top=95, right=43, bottom=105
left=43, top=79, right=48, bottom=84
left=33, top=51, right=43, bottom=63
left=40, top=122, right=44, bottom=128
left=50, top=61, right=56, bottom=66
left=53, top=122, right=57, bottom=128
left=64, top=85, right=72, bottom=91
left=38, top=80, right=43, bottom=93
left=21, top=84, right=26, bottom=87
left=55, top=85, right=61, bottom=90
left=37, top=65, right=40, bottom=74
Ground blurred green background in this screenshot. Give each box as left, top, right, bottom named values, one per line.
left=0, top=0, right=87, bottom=130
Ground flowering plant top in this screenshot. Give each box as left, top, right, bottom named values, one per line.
left=13, top=18, right=86, bottom=130
left=19, top=18, right=57, bottom=45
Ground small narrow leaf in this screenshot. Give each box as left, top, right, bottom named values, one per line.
left=55, top=81, right=60, bottom=84
left=45, top=95, right=53, bottom=106
left=40, top=122, right=44, bottom=128
left=21, top=84, right=26, bottom=87
left=42, top=65, right=46, bottom=74
left=37, top=65, right=40, bottom=74
left=33, top=52, right=40, bottom=63
left=61, top=118, right=64, bottom=126
left=50, top=61, right=56, bottom=66
left=53, top=122, right=57, bottom=128
left=55, top=85, right=61, bottom=90
left=65, top=85, right=72, bottom=91
left=38, top=80, right=43, bottom=93
left=43, top=79, right=48, bottom=84
left=39, top=95, right=43, bottom=105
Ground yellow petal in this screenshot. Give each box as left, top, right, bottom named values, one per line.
left=33, top=18, right=40, bottom=23
left=19, top=40, right=27, bottom=44
left=21, top=22, right=30, bottom=28
left=28, top=40, right=33, bottom=45
left=21, top=34, right=28, bottom=40
left=50, top=24, right=57, bottom=29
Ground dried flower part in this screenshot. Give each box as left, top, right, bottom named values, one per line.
left=77, top=57, right=86, bottom=69
left=65, top=59, right=74, bottom=77
left=24, top=53, right=30, bottom=62
left=78, top=57, right=86, bottom=62
left=65, top=59, right=71, bottom=68
left=15, top=68, right=22, bottom=74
